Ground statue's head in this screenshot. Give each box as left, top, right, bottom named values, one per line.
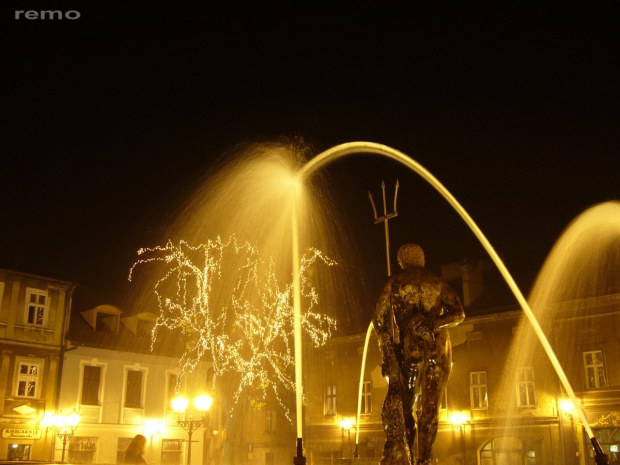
left=397, top=243, right=425, bottom=269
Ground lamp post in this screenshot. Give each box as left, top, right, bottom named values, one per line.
left=559, top=398, right=577, bottom=465
left=339, top=418, right=355, bottom=457
left=172, top=394, right=213, bottom=465
left=41, top=411, right=81, bottom=463
left=450, top=412, right=469, bottom=465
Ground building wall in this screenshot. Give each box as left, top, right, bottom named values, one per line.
left=446, top=311, right=563, bottom=465
left=58, top=345, right=213, bottom=464
left=303, top=305, right=620, bottom=465
left=227, top=402, right=296, bottom=465
left=551, top=295, right=620, bottom=465
left=0, top=268, right=74, bottom=461
left=304, top=331, right=386, bottom=463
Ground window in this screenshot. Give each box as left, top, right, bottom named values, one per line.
left=125, top=370, right=144, bottom=408
left=136, top=319, right=154, bottom=338
left=265, top=410, right=277, bottom=433
left=68, top=437, right=97, bottom=464
left=324, top=385, right=337, bottom=416
left=583, top=350, right=606, bottom=389
left=81, top=366, right=102, bottom=406
left=95, top=312, right=118, bottom=333
left=362, top=381, right=372, bottom=414
left=161, top=439, right=183, bottom=465
left=15, top=358, right=42, bottom=398
left=470, top=371, right=488, bottom=409
left=117, top=438, right=133, bottom=464
left=165, top=373, right=179, bottom=410
left=516, top=367, right=536, bottom=407
left=481, top=437, right=524, bottom=465
left=25, top=288, right=47, bottom=326
left=526, top=450, right=536, bottom=465
left=7, top=444, right=30, bottom=461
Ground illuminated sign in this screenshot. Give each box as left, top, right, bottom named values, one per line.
left=1, top=429, right=42, bottom=439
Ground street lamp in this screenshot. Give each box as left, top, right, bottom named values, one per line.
left=450, top=412, right=469, bottom=465
left=172, top=394, right=213, bottom=465
left=41, top=411, right=81, bottom=463
left=339, top=418, right=355, bottom=456
left=559, top=398, right=575, bottom=415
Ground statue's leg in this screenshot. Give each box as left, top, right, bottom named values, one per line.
left=402, top=363, right=419, bottom=462
left=381, top=381, right=412, bottom=465
left=416, top=370, right=442, bottom=465
left=417, top=338, right=451, bottom=465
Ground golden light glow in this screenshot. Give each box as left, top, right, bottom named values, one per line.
left=130, top=235, right=337, bottom=420
left=171, top=396, right=189, bottom=413
left=450, top=412, right=470, bottom=425
left=40, top=412, right=55, bottom=428
left=339, top=417, right=355, bottom=429
left=559, top=399, right=575, bottom=414
left=143, top=419, right=163, bottom=437
left=194, top=394, right=213, bottom=412
left=40, top=412, right=81, bottom=430
left=66, top=413, right=81, bottom=427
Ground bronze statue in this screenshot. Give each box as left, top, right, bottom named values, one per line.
left=373, top=244, right=465, bottom=465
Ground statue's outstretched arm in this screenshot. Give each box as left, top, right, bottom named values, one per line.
left=437, top=285, right=465, bottom=329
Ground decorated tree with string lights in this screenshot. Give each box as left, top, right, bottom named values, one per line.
left=129, top=235, right=337, bottom=421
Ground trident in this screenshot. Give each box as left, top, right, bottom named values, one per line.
left=369, top=180, right=400, bottom=342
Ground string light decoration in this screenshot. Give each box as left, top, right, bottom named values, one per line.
left=129, top=235, right=337, bottom=419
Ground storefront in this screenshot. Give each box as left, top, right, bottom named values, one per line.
left=0, top=426, right=50, bottom=461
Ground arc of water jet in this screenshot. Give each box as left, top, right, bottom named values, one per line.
left=295, top=141, right=596, bottom=452
left=354, top=321, right=375, bottom=452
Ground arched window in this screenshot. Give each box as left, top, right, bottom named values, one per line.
left=480, top=436, right=535, bottom=465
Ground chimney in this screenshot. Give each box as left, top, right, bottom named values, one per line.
left=441, top=259, right=484, bottom=308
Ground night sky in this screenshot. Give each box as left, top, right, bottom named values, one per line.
left=3, top=3, right=619, bottom=315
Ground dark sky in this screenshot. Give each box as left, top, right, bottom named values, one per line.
left=3, top=3, right=619, bottom=310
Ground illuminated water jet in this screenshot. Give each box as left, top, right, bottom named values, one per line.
left=501, top=201, right=620, bottom=462
left=293, top=141, right=606, bottom=464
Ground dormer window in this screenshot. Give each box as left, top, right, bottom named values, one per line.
left=121, top=312, right=157, bottom=337
left=81, top=305, right=122, bottom=334
left=95, top=312, right=120, bottom=333
left=136, top=318, right=155, bottom=338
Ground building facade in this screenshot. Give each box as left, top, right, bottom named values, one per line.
left=0, top=261, right=616, bottom=465
left=0, top=268, right=75, bottom=461
left=302, top=264, right=620, bottom=465
left=58, top=303, right=218, bottom=465
left=552, top=293, right=620, bottom=465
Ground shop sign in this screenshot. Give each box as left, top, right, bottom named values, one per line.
left=591, top=411, right=620, bottom=427
left=1, top=428, right=42, bottom=439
